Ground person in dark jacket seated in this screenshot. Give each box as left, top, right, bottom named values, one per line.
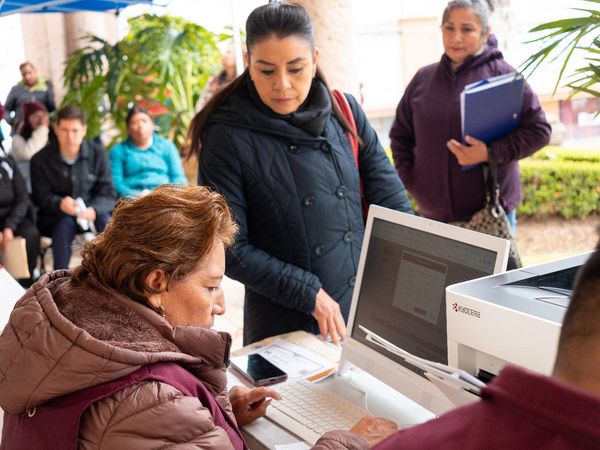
left=0, top=148, right=39, bottom=285
left=344, top=237, right=600, bottom=450
left=389, top=0, right=550, bottom=264
left=0, top=184, right=394, bottom=449
left=30, top=105, right=116, bottom=269
left=189, top=2, right=413, bottom=346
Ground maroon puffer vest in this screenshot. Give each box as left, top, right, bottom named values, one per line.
left=0, top=362, right=247, bottom=449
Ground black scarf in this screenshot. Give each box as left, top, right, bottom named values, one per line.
left=246, top=77, right=332, bottom=137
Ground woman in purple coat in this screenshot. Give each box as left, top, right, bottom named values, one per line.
left=390, top=0, right=550, bottom=234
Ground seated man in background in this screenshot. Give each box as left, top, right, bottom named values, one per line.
left=4, top=61, right=55, bottom=135
left=342, top=238, right=600, bottom=450
left=31, top=105, right=116, bottom=270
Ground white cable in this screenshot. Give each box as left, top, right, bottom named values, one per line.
left=346, top=371, right=370, bottom=414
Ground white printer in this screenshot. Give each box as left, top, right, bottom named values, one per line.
left=446, top=252, right=592, bottom=381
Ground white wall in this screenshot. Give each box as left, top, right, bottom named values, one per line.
left=1, top=0, right=589, bottom=117
left=0, top=15, right=26, bottom=100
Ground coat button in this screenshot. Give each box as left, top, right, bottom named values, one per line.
left=313, top=244, right=325, bottom=256
left=303, top=195, right=316, bottom=208
left=289, top=144, right=299, bottom=153
left=320, top=142, right=331, bottom=153
left=348, top=276, right=356, bottom=287
left=343, top=231, right=354, bottom=243
left=335, top=186, right=347, bottom=199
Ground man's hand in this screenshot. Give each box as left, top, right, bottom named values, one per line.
left=228, top=385, right=281, bottom=426
left=59, top=196, right=78, bottom=216
left=78, top=207, right=96, bottom=222
left=311, top=289, right=346, bottom=346
left=447, top=135, right=488, bottom=166
left=0, top=228, right=14, bottom=248
left=350, top=416, right=399, bottom=447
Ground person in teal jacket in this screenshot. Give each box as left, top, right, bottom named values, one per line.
left=110, top=106, right=187, bottom=197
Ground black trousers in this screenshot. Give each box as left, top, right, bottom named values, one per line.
left=14, top=219, right=40, bottom=277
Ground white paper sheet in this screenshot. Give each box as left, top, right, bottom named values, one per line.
left=254, top=339, right=336, bottom=382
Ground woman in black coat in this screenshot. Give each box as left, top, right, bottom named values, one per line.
left=0, top=149, right=39, bottom=284
left=189, top=2, right=413, bottom=345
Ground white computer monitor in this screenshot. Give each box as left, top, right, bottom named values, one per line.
left=340, top=205, right=509, bottom=415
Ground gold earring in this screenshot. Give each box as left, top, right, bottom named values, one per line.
left=151, top=304, right=166, bottom=317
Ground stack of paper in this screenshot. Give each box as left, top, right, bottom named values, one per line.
left=359, top=325, right=484, bottom=396
left=252, top=339, right=337, bottom=383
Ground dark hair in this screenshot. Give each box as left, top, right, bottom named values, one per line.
left=126, top=105, right=151, bottom=127
left=20, top=120, right=34, bottom=141
left=19, top=101, right=48, bottom=140
left=246, top=1, right=314, bottom=54
left=73, top=184, right=238, bottom=304
left=442, top=0, right=492, bottom=34
left=57, top=105, right=86, bottom=125
left=556, top=238, right=600, bottom=356
left=19, top=61, right=34, bottom=72
left=187, top=2, right=359, bottom=158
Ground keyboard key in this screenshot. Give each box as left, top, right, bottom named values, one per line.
left=266, top=379, right=368, bottom=444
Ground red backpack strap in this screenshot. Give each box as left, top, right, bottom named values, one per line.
left=332, top=90, right=359, bottom=167
left=332, top=90, right=368, bottom=221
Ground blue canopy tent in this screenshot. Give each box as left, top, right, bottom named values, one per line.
left=0, top=0, right=245, bottom=75
left=0, top=0, right=155, bottom=17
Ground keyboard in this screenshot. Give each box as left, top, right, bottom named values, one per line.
left=266, top=379, right=368, bottom=445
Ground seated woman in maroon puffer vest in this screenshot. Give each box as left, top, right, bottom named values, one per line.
left=0, top=185, right=260, bottom=449
left=0, top=184, right=392, bottom=449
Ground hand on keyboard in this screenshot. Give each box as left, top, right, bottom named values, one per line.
left=350, top=416, right=398, bottom=447
left=229, top=385, right=282, bottom=426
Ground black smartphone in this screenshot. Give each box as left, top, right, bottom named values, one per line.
left=230, top=354, right=288, bottom=386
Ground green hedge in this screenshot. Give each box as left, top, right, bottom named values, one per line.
left=519, top=156, right=600, bottom=219
left=531, top=147, right=600, bottom=164
left=385, top=146, right=599, bottom=219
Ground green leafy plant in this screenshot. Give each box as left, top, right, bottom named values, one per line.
left=519, top=157, right=600, bottom=218
left=63, top=14, right=228, bottom=150
left=521, top=0, right=600, bottom=96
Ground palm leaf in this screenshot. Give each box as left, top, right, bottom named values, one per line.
left=521, top=2, right=600, bottom=96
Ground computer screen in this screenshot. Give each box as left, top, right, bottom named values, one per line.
left=342, top=206, right=509, bottom=414
left=351, top=216, right=499, bottom=365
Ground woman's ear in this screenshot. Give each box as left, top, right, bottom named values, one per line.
left=145, top=269, right=167, bottom=309
left=312, top=48, right=320, bottom=77
left=483, top=26, right=492, bottom=43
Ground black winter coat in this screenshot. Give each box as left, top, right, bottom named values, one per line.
left=30, top=139, right=116, bottom=235
left=199, top=84, right=413, bottom=344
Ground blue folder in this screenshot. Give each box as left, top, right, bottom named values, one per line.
left=460, top=72, right=524, bottom=143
